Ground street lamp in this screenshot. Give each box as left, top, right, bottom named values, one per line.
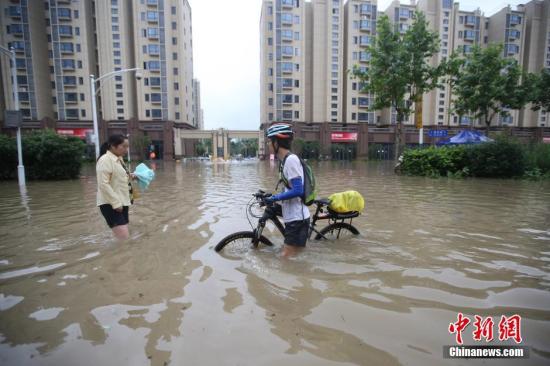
left=0, top=45, right=25, bottom=186
left=90, top=68, right=142, bottom=160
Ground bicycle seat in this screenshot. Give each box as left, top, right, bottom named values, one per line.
left=314, top=198, right=331, bottom=206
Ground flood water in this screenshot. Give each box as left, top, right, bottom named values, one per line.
left=0, top=160, right=549, bottom=366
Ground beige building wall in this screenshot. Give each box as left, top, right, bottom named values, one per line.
left=133, top=0, right=194, bottom=125
left=520, top=0, right=550, bottom=127
left=260, top=0, right=306, bottom=125
left=45, top=0, right=95, bottom=121
left=0, top=0, right=52, bottom=121
left=343, top=0, right=378, bottom=124
left=95, top=0, right=137, bottom=121
left=312, top=0, right=344, bottom=123
left=487, top=6, right=526, bottom=127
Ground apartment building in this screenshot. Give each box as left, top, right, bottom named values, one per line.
left=383, top=0, right=416, bottom=125
left=95, top=0, right=137, bottom=121
left=0, top=0, right=52, bottom=121
left=192, top=78, right=204, bottom=129
left=311, top=0, right=344, bottom=122
left=260, top=0, right=307, bottom=126
left=487, top=5, right=527, bottom=126
left=133, top=0, right=194, bottom=125
left=343, top=0, right=378, bottom=124
left=45, top=0, right=96, bottom=121
left=520, top=0, right=550, bottom=127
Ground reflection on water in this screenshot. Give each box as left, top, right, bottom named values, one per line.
left=0, top=160, right=549, bottom=365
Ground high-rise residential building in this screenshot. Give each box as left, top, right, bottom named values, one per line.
left=487, top=5, right=527, bottom=126
left=192, top=78, right=203, bottom=129
left=46, top=0, right=96, bottom=121
left=418, top=0, right=485, bottom=127
left=0, top=0, right=52, bottom=121
left=133, top=0, right=194, bottom=125
left=343, top=0, right=378, bottom=124
left=384, top=0, right=417, bottom=125
left=520, top=0, right=550, bottom=127
left=95, top=0, right=137, bottom=121
left=311, top=0, right=344, bottom=122
left=260, top=0, right=307, bottom=125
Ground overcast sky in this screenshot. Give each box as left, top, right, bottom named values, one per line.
left=189, top=0, right=527, bottom=131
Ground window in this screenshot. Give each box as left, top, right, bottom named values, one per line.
left=282, top=46, right=293, bottom=55
left=352, top=98, right=357, bottom=105
left=80, top=93, right=85, bottom=101
left=113, top=34, right=120, bottom=40
left=281, top=62, right=293, bottom=72
left=268, top=6, right=273, bottom=15
left=150, top=93, right=162, bottom=102
left=281, top=13, right=293, bottom=23
left=268, top=98, right=273, bottom=106
left=79, top=77, right=84, bottom=85
left=148, top=28, right=159, bottom=37
left=281, top=30, right=292, bottom=39
left=282, top=111, right=292, bottom=119
left=173, top=52, right=178, bottom=60
left=112, top=8, right=118, bottom=15
left=58, top=8, right=71, bottom=18
left=294, top=32, right=300, bottom=40
left=114, top=50, right=121, bottom=57
left=295, top=63, right=300, bottom=71
left=58, top=25, right=72, bottom=36
left=294, top=15, right=300, bottom=24
left=66, top=109, right=79, bottom=118
left=332, top=96, right=337, bottom=101
left=268, top=68, right=273, bottom=76
left=62, top=59, right=75, bottom=69
left=295, top=111, right=299, bottom=119
left=294, top=80, right=299, bottom=87
left=172, top=37, right=177, bottom=45
left=172, top=6, right=176, bottom=15
left=175, top=112, right=180, bottom=120
left=113, top=42, right=120, bottom=48
left=172, top=22, right=177, bottom=30
left=148, top=44, right=160, bottom=54
left=352, top=82, right=357, bottom=91
left=268, top=22, right=273, bottom=31
left=114, top=59, right=121, bottom=65
left=146, top=110, right=150, bottom=117
left=174, top=82, right=179, bottom=90
left=174, top=67, right=178, bottom=75
left=81, top=109, right=86, bottom=117
left=60, top=43, right=74, bottom=52
left=147, top=11, right=158, bottom=21
left=294, top=95, right=299, bottom=103
left=147, top=61, right=160, bottom=70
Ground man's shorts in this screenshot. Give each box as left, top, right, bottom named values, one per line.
left=284, top=218, right=310, bottom=247
left=99, top=204, right=129, bottom=228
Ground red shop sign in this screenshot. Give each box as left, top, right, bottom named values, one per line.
left=331, top=132, right=358, bottom=142
left=56, top=128, right=93, bottom=138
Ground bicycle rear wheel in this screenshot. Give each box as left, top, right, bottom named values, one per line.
left=314, top=223, right=359, bottom=240
left=215, top=231, right=274, bottom=255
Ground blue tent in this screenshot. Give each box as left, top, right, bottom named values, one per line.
left=437, top=130, right=493, bottom=145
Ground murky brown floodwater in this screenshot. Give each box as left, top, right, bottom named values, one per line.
left=0, top=160, right=549, bottom=366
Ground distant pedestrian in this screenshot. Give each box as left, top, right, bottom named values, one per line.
left=96, top=134, right=135, bottom=240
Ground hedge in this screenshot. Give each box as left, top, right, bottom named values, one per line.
left=0, top=129, right=85, bottom=180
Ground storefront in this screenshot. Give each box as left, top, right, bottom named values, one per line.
left=331, top=132, right=357, bottom=160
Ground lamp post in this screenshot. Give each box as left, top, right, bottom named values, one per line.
left=0, top=45, right=25, bottom=186
left=90, top=68, right=142, bottom=159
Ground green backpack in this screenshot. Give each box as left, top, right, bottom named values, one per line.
left=278, top=153, right=317, bottom=206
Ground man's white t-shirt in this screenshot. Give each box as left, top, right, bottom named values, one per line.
left=281, top=154, right=311, bottom=223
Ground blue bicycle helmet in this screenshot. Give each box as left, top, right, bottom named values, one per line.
left=266, top=123, right=294, bottom=139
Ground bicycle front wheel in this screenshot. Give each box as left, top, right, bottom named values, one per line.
left=314, top=223, right=359, bottom=240
left=215, top=231, right=274, bottom=255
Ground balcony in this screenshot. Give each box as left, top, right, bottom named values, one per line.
left=282, top=95, right=293, bottom=105
left=281, top=14, right=293, bottom=25
left=282, top=79, right=293, bottom=89
left=63, top=77, right=77, bottom=87
left=64, top=93, right=78, bottom=104
left=7, top=6, right=22, bottom=19
left=147, top=0, right=158, bottom=6
left=147, top=13, right=159, bottom=23
left=62, top=60, right=76, bottom=70
left=149, top=78, right=161, bottom=88
left=16, top=59, right=26, bottom=69
left=282, top=48, right=293, bottom=58
left=18, top=92, right=29, bottom=103
left=360, top=20, right=371, bottom=32
left=58, top=26, right=73, bottom=38
left=57, top=9, right=72, bottom=20
left=150, top=94, right=162, bottom=104
left=360, top=4, right=372, bottom=14
left=463, top=31, right=476, bottom=41
left=60, top=44, right=74, bottom=54
left=464, top=16, right=476, bottom=27
left=10, top=41, right=25, bottom=53
left=282, top=0, right=294, bottom=9
left=7, top=24, right=23, bottom=37
left=147, top=30, right=159, bottom=40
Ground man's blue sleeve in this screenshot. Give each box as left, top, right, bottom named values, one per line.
left=271, top=177, right=303, bottom=201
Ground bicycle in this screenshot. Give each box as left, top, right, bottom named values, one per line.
left=214, top=190, right=360, bottom=254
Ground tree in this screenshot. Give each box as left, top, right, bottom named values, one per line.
left=446, top=44, right=533, bottom=136
left=131, top=135, right=152, bottom=160
left=353, top=12, right=443, bottom=157
left=531, top=69, right=550, bottom=113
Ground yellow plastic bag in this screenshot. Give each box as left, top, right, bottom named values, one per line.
left=328, top=191, right=365, bottom=213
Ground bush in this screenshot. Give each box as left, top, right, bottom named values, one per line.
left=0, top=134, right=17, bottom=180
left=464, top=136, right=526, bottom=178
left=401, top=137, right=534, bottom=179
left=0, top=129, right=85, bottom=180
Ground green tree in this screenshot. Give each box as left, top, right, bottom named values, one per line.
left=353, top=12, right=443, bottom=157
left=131, top=135, right=151, bottom=160
left=446, top=44, right=532, bottom=136
left=530, top=69, right=550, bottom=113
